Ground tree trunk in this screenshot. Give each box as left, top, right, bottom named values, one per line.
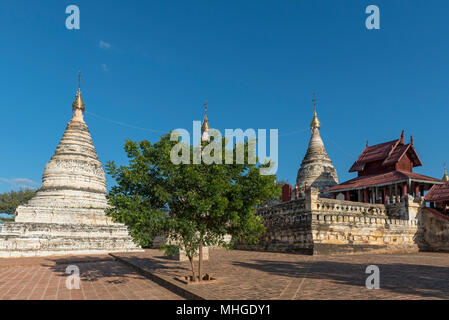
left=188, top=255, right=197, bottom=282
left=198, top=243, right=203, bottom=282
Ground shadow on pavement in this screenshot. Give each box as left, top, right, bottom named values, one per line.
left=232, top=257, right=449, bottom=299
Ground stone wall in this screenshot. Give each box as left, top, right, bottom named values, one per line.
left=0, top=222, right=139, bottom=258
left=237, top=188, right=421, bottom=255
left=310, top=196, right=418, bottom=254
left=246, top=197, right=314, bottom=253
left=418, top=207, right=449, bottom=252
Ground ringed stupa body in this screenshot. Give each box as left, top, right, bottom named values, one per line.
left=296, top=95, right=338, bottom=197
left=0, top=75, right=142, bottom=257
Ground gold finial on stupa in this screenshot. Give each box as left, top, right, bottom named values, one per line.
left=201, top=100, right=210, bottom=133
left=72, top=72, right=86, bottom=113
left=310, top=93, right=321, bottom=130
left=443, top=164, right=449, bottom=182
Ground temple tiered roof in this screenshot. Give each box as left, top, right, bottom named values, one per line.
left=327, top=130, right=442, bottom=203
left=349, top=131, right=422, bottom=174
left=327, top=170, right=441, bottom=193
left=425, top=183, right=449, bottom=202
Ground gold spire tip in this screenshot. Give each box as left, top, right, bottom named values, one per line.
left=201, top=100, right=210, bottom=133
left=310, top=93, right=320, bottom=130
left=72, top=72, right=86, bottom=113
left=443, top=163, right=449, bottom=182
left=312, top=92, right=317, bottom=112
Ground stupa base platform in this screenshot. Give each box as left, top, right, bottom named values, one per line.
left=0, top=222, right=143, bottom=258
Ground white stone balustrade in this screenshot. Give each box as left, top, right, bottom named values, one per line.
left=314, top=198, right=388, bottom=217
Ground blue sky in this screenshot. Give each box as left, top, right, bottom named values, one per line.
left=1, top=0, right=448, bottom=192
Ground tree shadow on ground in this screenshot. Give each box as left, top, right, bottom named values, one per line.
left=232, top=258, right=449, bottom=299
left=40, top=254, right=188, bottom=284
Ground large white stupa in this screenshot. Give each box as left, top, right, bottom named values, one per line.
left=0, top=74, right=142, bottom=257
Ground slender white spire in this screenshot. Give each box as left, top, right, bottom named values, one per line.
left=201, top=100, right=210, bottom=141
left=296, top=94, right=338, bottom=196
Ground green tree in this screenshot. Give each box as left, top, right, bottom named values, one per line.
left=0, top=216, right=15, bottom=222
left=106, top=133, right=280, bottom=281
left=0, top=189, right=36, bottom=215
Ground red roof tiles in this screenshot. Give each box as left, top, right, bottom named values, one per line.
left=327, top=170, right=442, bottom=193
left=425, top=183, right=449, bottom=202
left=349, top=135, right=422, bottom=173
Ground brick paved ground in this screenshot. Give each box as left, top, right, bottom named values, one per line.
left=2, top=249, right=449, bottom=300
left=114, top=249, right=449, bottom=300
left=0, top=254, right=183, bottom=300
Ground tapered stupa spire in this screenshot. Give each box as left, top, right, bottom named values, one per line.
left=72, top=72, right=86, bottom=113
left=310, top=93, right=321, bottom=130
left=296, top=94, right=338, bottom=196
left=71, top=72, right=86, bottom=122
left=443, top=164, right=449, bottom=182
left=201, top=100, right=210, bottom=141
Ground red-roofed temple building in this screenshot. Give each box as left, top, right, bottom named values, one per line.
left=249, top=98, right=449, bottom=255
left=425, top=169, right=449, bottom=214
left=326, top=131, right=443, bottom=203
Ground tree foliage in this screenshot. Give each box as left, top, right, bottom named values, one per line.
left=0, top=189, right=36, bottom=215
left=106, top=133, right=280, bottom=280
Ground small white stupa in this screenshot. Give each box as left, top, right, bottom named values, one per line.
left=296, top=94, right=338, bottom=197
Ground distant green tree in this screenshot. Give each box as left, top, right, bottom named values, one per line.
left=267, top=179, right=289, bottom=204
left=0, top=216, right=15, bottom=222
left=106, top=133, right=280, bottom=281
left=276, top=179, right=289, bottom=186
left=0, top=189, right=36, bottom=215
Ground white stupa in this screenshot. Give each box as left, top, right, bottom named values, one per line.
left=0, top=74, right=142, bottom=257
left=296, top=94, right=338, bottom=197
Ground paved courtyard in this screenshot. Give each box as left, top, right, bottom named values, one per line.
left=0, top=254, right=183, bottom=300
left=114, top=249, right=449, bottom=300
left=1, top=249, right=449, bottom=300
